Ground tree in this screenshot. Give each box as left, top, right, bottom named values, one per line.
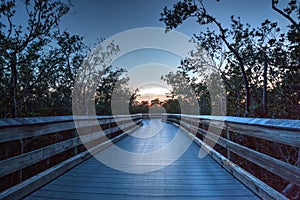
left=161, top=70, right=203, bottom=115
left=162, top=98, right=180, bottom=114
left=130, top=99, right=149, bottom=114
left=271, top=1, right=300, bottom=197
left=272, top=0, right=300, bottom=119
left=160, top=0, right=299, bottom=118
left=94, top=66, right=132, bottom=115
left=272, top=0, right=300, bottom=31
left=160, top=0, right=251, bottom=116
left=0, top=0, right=77, bottom=117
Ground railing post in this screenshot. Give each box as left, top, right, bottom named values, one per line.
left=19, top=138, right=24, bottom=182
left=74, top=130, right=78, bottom=155
left=226, top=130, right=231, bottom=160
left=107, top=122, right=111, bottom=140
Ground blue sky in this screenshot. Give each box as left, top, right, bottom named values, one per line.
left=57, top=0, right=291, bottom=100
left=60, top=0, right=290, bottom=45
left=10, top=0, right=292, bottom=100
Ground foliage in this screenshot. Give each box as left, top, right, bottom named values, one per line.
left=0, top=0, right=88, bottom=117
left=0, top=0, right=135, bottom=117
left=160, top=1, right=300, bottom=198
left=95, top=66, right=131, bottom=115
left=130, top=99, right=149, bottom=114
left=160, top=0, right=299, bottom=119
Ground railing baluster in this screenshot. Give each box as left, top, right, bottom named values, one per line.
left=0, top=114, right=143, bottom=200
left=165, top=113, right=300, bottom=200
left=226, top=130, right=231, bottom=160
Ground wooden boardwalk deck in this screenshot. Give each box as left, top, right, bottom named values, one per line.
left=25, top=119, right=259, bottom=200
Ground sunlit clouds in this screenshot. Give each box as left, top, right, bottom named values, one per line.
left=137, top=84, right=171, bottom=102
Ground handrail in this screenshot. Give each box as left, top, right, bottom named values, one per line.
left=0, top=114, right=142, bottom=200
left=164, top=113, right=300, bottom=200
left=1, top=113, right=299, bottom=200
left=0, top=114, right=141, bottom=142
left=164, top=114, right=300, bottom=146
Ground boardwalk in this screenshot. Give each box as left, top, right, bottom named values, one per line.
left=25, top=119, right=258, bottom=200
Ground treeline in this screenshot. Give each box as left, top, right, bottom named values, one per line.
left=0, top=0, right=133, bottom=117
left=160, top=0, right=299, bottom=119
left=159, top=1, right=300, bottom=198
left=0, top=0, right=299, bottom=119
left=0, top=0, right=87, bottom=117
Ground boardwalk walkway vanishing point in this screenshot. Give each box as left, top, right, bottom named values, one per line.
left=25, top=119, right=259, bottom=200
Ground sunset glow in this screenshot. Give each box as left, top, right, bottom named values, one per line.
left=137, top=85, right=171, bottom=102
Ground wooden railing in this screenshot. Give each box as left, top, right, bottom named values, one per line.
left=141, top=113, right=163, bottom=119
left=164, top=114, right=300, bottom=200
left=1, top=113, right=299, bottom=199
left=0, top=114, right=142, bottom=200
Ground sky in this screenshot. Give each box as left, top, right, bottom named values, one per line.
left=60, top=0, right=290, bottom=44
left=57, top=0, right=291, bottom=102
left=12, top=0, right=292, bottom=101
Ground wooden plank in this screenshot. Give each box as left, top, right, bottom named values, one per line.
left=179, top=120, right=300, bottom=187
left=35, top=184, right=255, bottom=196
left=197, top=119, right=300, bottom=147
left=0, top=114, right=141, bottom=128
left=25, top=119, right=258, bottom=200
left=177, top=123, right=288, bottom=200
left=224, top=122, right=300, bottom=147
left=171, top=114, right=300, bottom=147
left=0, top=117, right=141, bottom=142
left=0, top=137, right=81, bottom=177
left=0, top=121, right=140, bottom=177
left=26, top=194, right=255, bottom=200
left=45, top=179, right=250, bottom=188
left=0, top=146, right=92, bottom=200
left=0, top=116, right=75, bottom=127
left=81, top=120, right=141, bottom=143
left=177, top=114, right=300, bottom=130
left=0, top=121, right=76, bottom=142
left=0, top=125, right=140, bottom=200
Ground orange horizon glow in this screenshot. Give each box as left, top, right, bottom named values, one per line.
left=136, top=95, right=168, bottom=103
left=136, top=86, right=171, bottom=103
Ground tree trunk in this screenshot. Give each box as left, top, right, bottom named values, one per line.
left=236, top=89, right=241, bottom=116
left=223, top=41, right=250, bottom=116
left=240, top=63, right=250, bottom=116
left=211, top=18, right=251, bottom=116
left=262, top=53, right=268, bottom=116
left=9, top=57, right=18, bottom=118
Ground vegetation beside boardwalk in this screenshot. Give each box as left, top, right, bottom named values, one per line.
left=0, top=0, right=299, bottom=198
left=0, top=0, right=299, bottom=119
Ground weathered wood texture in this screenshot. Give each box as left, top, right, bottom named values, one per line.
left=0, top=115, right=142, bottom=199
left=25, top=119, right=259, bottom=200
left=0, top=126, right=139, bottom=200
left=0, top=121, right=139, bottom=177
left=175, top=114, right=300, bottom=147
left=179, top=120, right=300, bottom=186
left=0, top=115, right=141, bottom=142
left=2, top=113, right=299, bottom=200
left=178, top=121, right=288, bottom=200
left=165, top=114, right=300, bottom=199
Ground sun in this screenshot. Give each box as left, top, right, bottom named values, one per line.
left=136, top=84, right=171, bottom=102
